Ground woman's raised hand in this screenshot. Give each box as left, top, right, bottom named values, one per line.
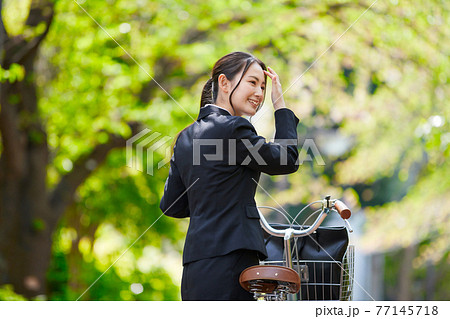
left=263, top=66, right=286, bottom=110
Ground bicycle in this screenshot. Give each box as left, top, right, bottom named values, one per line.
left=239, top=195, right=354, bottom=301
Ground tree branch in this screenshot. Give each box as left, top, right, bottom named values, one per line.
left=3, top=0, right=54, bottom=67
left=48, top=122, right=142, bottom=227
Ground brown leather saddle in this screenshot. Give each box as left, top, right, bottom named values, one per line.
left=239, top=265, right=300, bottom=295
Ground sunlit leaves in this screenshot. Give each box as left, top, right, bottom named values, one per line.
left=2, top=0, right=448, bottom=300
left=1, top=0, right=32, bottom=36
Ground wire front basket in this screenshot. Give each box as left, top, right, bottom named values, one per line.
left=260, top=243, right=354, bottom=301
left=257, top=203, right=355, bottom=301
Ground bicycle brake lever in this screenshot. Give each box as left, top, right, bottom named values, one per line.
left=344, top=219, right=354, bottom=233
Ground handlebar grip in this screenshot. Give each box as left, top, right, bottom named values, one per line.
left=334, top=200, right=351, bottom=219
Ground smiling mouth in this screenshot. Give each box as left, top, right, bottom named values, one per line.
left=248, top=99, right=259, bottom=108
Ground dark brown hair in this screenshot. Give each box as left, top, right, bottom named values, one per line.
left=200, top=51, right=267, bottom=114
left=170, top=52, right=267, bottom=158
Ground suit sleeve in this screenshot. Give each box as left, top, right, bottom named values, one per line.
left=159, top=148, right=190, bottom=218
left=231, top=108, right=300, bottom=175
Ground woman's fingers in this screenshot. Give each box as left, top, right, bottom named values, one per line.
left=263, top=70, right=273, bottom=79
left=264, top=67, right=275, bottom=78
left=265, top=67, right=281, bottom=83
left=265, top=67, right=281, bottom=86
left=264, top=66, right=285, bottom=109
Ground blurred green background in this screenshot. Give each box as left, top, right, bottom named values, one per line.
left=0, top=0, right=448, bottom=301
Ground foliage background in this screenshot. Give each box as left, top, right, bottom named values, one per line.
left=0, top=0, right=448, bottom=300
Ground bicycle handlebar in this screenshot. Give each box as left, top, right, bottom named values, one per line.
left=258, top=208, right=328, bottom=239
left=334, top=200, right=351, bottom=219
left=258, top=197, right=352, bottom=239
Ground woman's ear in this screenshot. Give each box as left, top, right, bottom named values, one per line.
left=218, top=73, right=230, bottom=93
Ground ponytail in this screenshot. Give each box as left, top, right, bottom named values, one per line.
left=200, top=78, right=214, bottom=108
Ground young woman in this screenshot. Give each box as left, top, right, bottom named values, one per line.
left=160, top=51, right=299, bottom=300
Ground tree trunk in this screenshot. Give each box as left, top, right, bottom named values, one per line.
left=0, top=1, right=140, bottom=298
left=397, top=244, right=417, bottom=300
left=0, top=50, right=51, bottom=298
left=0, top=0, right=54, bottom=296
left=424, top=260, right=437, bottom=300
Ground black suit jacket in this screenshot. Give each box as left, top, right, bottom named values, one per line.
left=160, top=104, right=299, bottom=265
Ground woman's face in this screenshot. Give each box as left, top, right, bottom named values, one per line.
left=229, top=62, right=266, bottom=117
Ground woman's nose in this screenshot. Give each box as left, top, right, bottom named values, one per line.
left=254, top=87, right=263, bottom=97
